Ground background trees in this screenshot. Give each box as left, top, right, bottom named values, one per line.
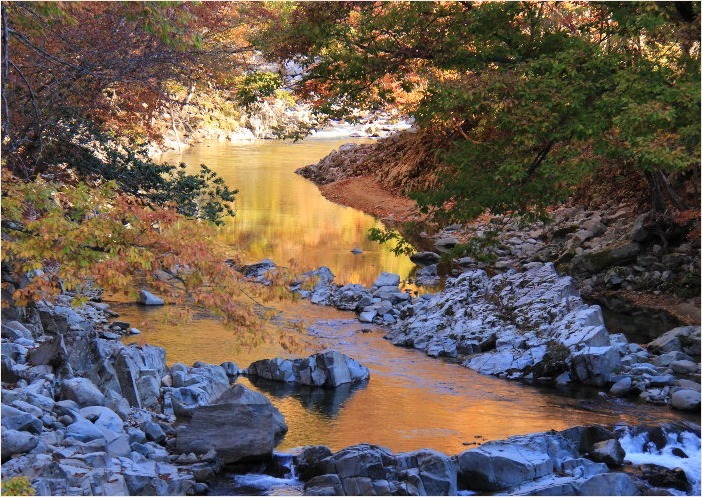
left=256, top=2, right=700, bottom=224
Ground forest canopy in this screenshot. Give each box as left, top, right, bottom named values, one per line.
left=256, top=1, right=700, bottom=221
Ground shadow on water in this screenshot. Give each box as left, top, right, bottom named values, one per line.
left=247, top=376, right=368, bottom=418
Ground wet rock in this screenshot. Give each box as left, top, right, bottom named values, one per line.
left=295, top=445, right=334, bottom=481
left=247, top=351, right=370, bottom=388
left=305, top=474, right=344, bottom=496
left=137, top=289, right=164, bottom=305
left=588, top=439, right=625, bottom=467
left=638, top=464, right=689, bottom=491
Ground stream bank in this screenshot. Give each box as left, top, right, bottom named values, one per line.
left=296, top=141, right=701, bottom=330
left=1, top=275, right=700, bottom=496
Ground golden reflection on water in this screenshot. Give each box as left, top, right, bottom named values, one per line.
left=119, top=300, right=691, bottom=456
left=161, top=139, right=416, bottom=287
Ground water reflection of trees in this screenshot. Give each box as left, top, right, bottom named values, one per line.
left=248, top=376, right=368, bottom=418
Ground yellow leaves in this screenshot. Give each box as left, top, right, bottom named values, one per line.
left=2, top=172, right=297, bottom=334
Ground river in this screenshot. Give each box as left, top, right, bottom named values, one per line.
left=120, top=138, right=695, bottom=456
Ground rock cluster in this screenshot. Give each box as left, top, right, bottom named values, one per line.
left=247, top=351, right=370, bottom=387
left=0, top=292, right=287, bottom=495
left=295, top=424, right=699, bottom=496
left=286, top=260, right=701, bottom=411
left=424, top=204, right=700, bottom=322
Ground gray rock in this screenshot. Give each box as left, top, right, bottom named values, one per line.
left=372, top=272, right=400, bottom=288
left=143, top=420, right=166, bottom=443
left=397, top=449, right=457, bottom=495
left=2, top=321, right=33, bottom=340
left=137, top=289, right=165, bottom=305
left=415, top=265, right=441, bottom=287
left=670, top=359, right=698, bottom=375
left=670, top=389, right=701, bottom=410
left=588, top=439, right=625, bottom=467
left=359, top=310, right=377, bottom=323
left=176, top=387, right=287, bottom=464
left=609, top=377, right=632, bottom=397
left=333, top=284, right=370, bottom=311
left=570, top=346, right=620, bottom=387
left=575, top=471, right=639, bottom=496
left=648, top=326, right=701, bottom=356
left=61, top=377, right=105, bottom=407
left=1, top=429, right=38, bottom=462
left=455, top=432, right=577, bottom=491
left=1, top=404, right=43, bottom=434
left=79, top=406, right=124, bottom=433
left=305, top=474, right=344, bottom=496
left=247, top=351, right=370, bottom=388
left=66, top=418, right=105, bottom=443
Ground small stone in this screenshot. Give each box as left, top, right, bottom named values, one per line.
left=350, top=247, right=363, bottom=254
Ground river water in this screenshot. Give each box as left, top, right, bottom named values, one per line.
left=120, top=138, right=696, bottom=457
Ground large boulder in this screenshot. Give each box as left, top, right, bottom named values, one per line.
left=569, top=346, right=620, bottom=387
left=455, top=432, right=578, bottom=491
left=176, top=384, right=287, bottom=464
left=112, top=344, right=167, bottom=409
left=389, top=264, right=623, bottom=385
left=247, top=351, right=370, bottom=388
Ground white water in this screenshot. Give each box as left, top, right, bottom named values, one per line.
left=619, top=427, right=701, bottom=495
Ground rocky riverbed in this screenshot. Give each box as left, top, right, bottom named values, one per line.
left=2, top=259, right=701, bottom=496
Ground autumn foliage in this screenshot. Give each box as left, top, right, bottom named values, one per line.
left=1, top=170, right=268, bottom=327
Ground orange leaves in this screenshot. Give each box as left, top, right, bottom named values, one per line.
left=1, top=172, right=275, bottom=330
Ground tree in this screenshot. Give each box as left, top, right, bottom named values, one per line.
left=1, top=170, right=284, bottom=329
left=256, top=1, right=700, bottom=224
left=1, top=2, right=253, bottom=223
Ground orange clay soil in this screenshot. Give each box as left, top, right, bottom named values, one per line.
left=319, top=175, right=426, bottom=223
